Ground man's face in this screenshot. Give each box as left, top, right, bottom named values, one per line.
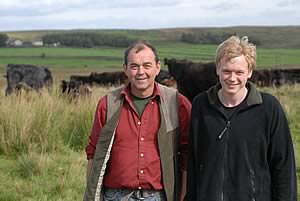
left=124, top=46, right=160, bottom=97
left=216, top=55, right=252, bottom=96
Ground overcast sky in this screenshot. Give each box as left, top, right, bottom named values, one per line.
left=0, top=0, right=299, bottom=31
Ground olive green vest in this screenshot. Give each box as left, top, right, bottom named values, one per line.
left=84, top=84, right=181, bottom=201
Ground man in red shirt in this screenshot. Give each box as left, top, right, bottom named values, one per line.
left=84, top=41, right=191, bottom=201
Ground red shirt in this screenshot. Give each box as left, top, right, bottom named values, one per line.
left=85, top=83, right=191, bottom=190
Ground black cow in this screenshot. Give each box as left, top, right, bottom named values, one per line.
left=69, top=71, right=128, bottom=87
left=70, top=75, right=92, bottom=85
left=5, top=64, right=53, bottom=96
left=164, top=58, right=218, bottom=102
left=155, top=69, right=172, bottom=83
left=160, top=77, right=177, bottom=88
left=61, top=80, right=92, bottom=98
left=250, top=69, right=273, bottom=87
left=275, top=68, right=300, bottom=85
left=250, top=68, right=300, bottom=87
left=89, top=71, right=128, bottom=86
left=69, top=70, right=174, bottom=88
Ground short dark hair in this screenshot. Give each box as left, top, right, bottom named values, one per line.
left=124, top=40, right=159, bottom=65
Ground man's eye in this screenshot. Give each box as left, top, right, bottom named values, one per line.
left=130, top=65, right=138, bottom=70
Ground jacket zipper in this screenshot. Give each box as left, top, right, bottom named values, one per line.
left=220, top=120, right=231, bottom=201
left=218, top=121, right=231, bottom=139
left=216, top=101, right=246, bottom=201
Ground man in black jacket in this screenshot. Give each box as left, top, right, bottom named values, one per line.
left=186, top=36, right=297, bottom=201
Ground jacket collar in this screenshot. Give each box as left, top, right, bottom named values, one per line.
left=207, top=81, right=262, bottom=108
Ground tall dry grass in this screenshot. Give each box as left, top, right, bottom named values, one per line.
left=0, top=85, right=112, bottom=200
left=0, top=85, right=110, bottom=156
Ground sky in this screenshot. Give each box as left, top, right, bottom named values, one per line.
left=0, top=0, right=300, bottom=31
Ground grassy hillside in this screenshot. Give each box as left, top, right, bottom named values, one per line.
left=2, top=26, right=300, bottom=48
left=159, top=26, right=300, bottom=48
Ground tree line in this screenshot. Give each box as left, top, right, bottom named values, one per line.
left=0, top=31, right=262, bottom=47
left=180, top=32, right=261, bottom=45
left=0, top=33, right=8, bottom=47
left=42, top=33, right=136, bottom=48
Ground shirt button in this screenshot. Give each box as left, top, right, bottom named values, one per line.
left=141, top=137, right=144, bottom=141
left=137, top=121, right=141, bottom=125
left=140, top=170, right=144, bottom=174
left=138, top=186, right=142, bottom=189
left=140, top=153, right=144, bottom=157
left=151, top=101, right=154, bottom=104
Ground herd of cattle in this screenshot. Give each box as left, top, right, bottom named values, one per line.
left=3, top=60, right=300, bottom=101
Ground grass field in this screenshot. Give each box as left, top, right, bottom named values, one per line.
left=2, top=28, right=300, bottom=75
left=0, top=84, right=299, bottom=200
left=1, top=45, right=300, bottom=70
left=1, top=44, right=300, bottom=90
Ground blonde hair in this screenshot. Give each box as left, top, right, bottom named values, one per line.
left=215, top=36, right=256, bottom=70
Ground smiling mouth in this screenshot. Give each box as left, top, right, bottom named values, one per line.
left=136, top=78, right=147, bottom=80
left=226, top=83, right=238, bottom=87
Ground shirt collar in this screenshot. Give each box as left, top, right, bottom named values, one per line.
left=120, top=82, right=161, bottom=103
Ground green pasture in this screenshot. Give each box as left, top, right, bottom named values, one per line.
left=0, top=47, right=124, bottom=69
left=0, top=44, right=300, bottom=71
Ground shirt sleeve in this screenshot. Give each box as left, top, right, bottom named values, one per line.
left=178, top=93, right=192, bottom=171
left=85, top=96, right=107, bottom=160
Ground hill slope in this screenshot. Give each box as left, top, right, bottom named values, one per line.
left=2, top=26, right=300, bottom=48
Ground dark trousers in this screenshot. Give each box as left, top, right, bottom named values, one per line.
left=104, top=188, right=167, bottom=201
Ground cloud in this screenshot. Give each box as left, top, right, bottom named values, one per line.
left=277, top=0, right=300, bottom=7
left=0, top=0, right=299, bottom=31
left=0, top=0, right=181, bottom=16
left=0, top=0, right=91, bottom=16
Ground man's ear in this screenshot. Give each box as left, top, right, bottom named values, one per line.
left=216, top=65, right=220, bottom=76
left=156, top=61, right=161, bottom=76
left=123, top=64, right=128, bottom=76
left=248, top=69, right=253, bottom=79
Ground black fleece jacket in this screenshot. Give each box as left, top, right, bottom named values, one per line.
left=186, top=82, right=297, bottom=201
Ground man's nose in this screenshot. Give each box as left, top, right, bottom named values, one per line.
left=228, top=72, right=236, bottom=80
left=137, top=66, right=145, bottom=74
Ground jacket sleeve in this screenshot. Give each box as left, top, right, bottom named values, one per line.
left=185, top=97, right=199, bottom=201
left=267, top=96, right=297, bottom=201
